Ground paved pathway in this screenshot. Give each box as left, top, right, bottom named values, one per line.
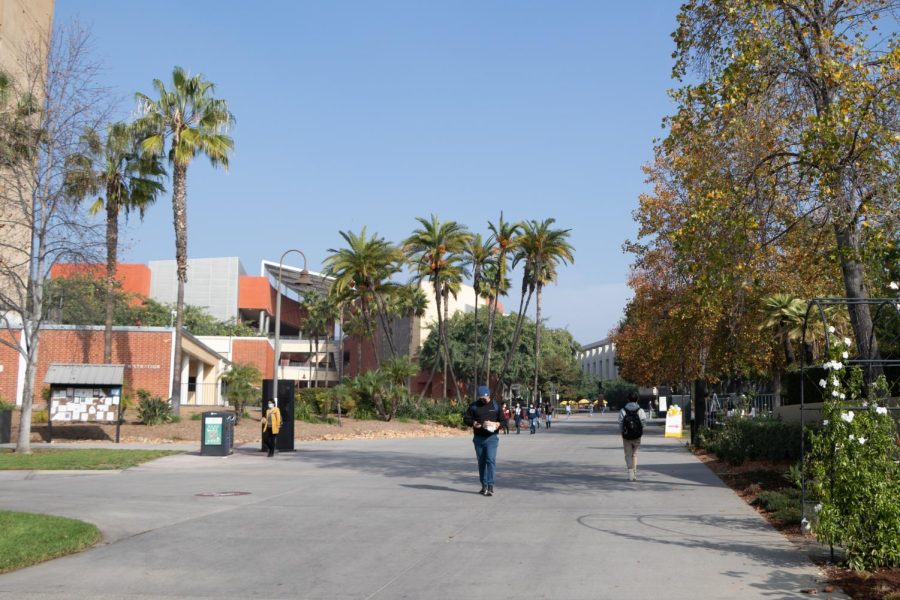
left=0, top=414, right=839, bottom=599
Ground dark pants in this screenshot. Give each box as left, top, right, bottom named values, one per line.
left=502, top=420, right=509, bottom=434
left=514, top=417, right=521, bottom=433
left=263, top=430, right=277, bottom=456
left=473, top=434, right=499, bottom=487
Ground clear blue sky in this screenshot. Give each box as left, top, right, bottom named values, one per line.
left=56, top=1, right=682, bottom=345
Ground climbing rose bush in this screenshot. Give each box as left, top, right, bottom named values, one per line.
left=809, top=333, right=900, bottom=571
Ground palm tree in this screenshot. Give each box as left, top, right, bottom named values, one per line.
left=134, top=67, right=234, bottom=415
left=483, top=213, right=521, bottom=392
left=463, top=233, right=495, bottom=400
left=64, top=122, right=166, bottom=363
left=760, top=294, right=807, bottom=366
left=514, top=219, right=574, bottom=404
left=403, top=215, right=471, bottom=403
left=300, top=291, right=336, bottom=388
left=324, top=228, right=404, bottom=367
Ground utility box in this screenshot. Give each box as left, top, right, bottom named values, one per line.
left=0, top=409, right=11, bottom=444
left=200, top=411, right=234, bottom=456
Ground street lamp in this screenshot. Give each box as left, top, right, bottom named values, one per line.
left=273, top=249, right=311, bottom=409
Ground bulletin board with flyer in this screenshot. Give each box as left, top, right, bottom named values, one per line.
left=43, top=364, right=125, bottom=443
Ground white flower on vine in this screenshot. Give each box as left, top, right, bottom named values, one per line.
left=823, top=419, right=829, bottom=425
left=876, top=406, right=888, bottom=416
left=828, top=325, right=836, bottom=333
left=819, top=379, right=827, bottom=388
left=832, top=377, right=840, bottom=387
left=843, top=337, right=852, bottom=346
left=858, top=437, right=866, bottom=445
left=840, top=393, right=846, bottom=400
left=842, top=351, right=849, bottom=359
left=814, top=503, right=822, bottom=513
left=833, top=361, right=843, bottom=371
left=849, top=434, right=856, bottom=441
left=861, top=401, right=868, bottom=408
left=832, top=390, right=840, bottom=397
left=890, top=281, right=899, bottom=290
left=841, top=411, right=854, bottom=423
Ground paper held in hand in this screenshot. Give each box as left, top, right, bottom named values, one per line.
left=482, top=421, right=500, bottom=432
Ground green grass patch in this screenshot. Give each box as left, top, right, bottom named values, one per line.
left=0, top=448, right=181, bottom=470
left=0, top=511, right=101, bottom=573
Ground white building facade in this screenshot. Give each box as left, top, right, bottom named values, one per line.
left=578, top=337, right=618, bottom=380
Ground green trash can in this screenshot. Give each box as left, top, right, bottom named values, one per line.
left=200, top=411, right=234, bottom=456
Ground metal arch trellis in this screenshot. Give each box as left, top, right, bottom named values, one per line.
left=798, top=296, right=900, bottom=532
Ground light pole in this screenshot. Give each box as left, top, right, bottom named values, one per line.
left=273, top=249, right=310, bottom=409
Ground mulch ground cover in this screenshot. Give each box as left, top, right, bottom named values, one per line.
left=695, top=449, right=900, bottom=599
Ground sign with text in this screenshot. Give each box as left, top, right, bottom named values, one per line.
left=664, top=405, right=683, bottom=438
left=205, top=417, right=223, bottom=445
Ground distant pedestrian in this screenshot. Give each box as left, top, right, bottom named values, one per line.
left=565, top=404, right=572, bottom=419
left=618, top=392, right=647, bottom=481
left=513, top=402, right=523, bottom=434
left=545, top=408, right=552, bottom=429
left=589, top=402, right=594, bottom=416
left=261, top=400, right=282, bottom=457
left=528, top=404, right=537, bottom=434
left=463, top=386, right=502, bottom=496
left=501, top=402, right=511, bottom=434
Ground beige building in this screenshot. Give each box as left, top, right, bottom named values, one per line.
left=0, top=0, right=55, bottom=310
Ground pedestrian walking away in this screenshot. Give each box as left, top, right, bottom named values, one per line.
left=618, top=391, right=647, bottom=481
left=565, top=404, right=572, bottom=420
left=513, top=402, right=523, bottom=434
left=463, top=385, right=502, bottom=496
left=261, top=400, right=282, bottom=457
left=528, top=404, right=537, bottom=434
left=501, top=402, right=511, bottom=434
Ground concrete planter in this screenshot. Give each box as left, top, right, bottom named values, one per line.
left=0, top=410, right=11, bottom=443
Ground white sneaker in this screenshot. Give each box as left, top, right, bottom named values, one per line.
left=628, top=468, right=636, bottom=481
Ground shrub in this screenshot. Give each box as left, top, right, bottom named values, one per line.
left=137, top=395, right=172, bottom=426
left=0, top=397, right=16, bottom=412
left=698, top=418, right=805, bottom=465
left=810, top=364, right=900, bottom=571
left=754, top=488, right=802, bottom=524
left=190, top=413, right=202, bottom=421
left=295, top=388, right=332, bottom=416
left=31, top=409, right=48, bottom=424
left=353, top=406, right=376, bottom=421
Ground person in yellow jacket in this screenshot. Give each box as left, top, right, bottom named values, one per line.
left=262, top=400, right=282, bottom=457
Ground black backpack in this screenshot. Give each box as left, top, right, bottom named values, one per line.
left=622, top=408, right=643, bottom=440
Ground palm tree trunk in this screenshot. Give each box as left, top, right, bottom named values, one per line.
left=473, top=290, right=479, bottom=403
left=103, top=194, right=119, bottom=364
left=170, top=162, right=188, bottom=416
left=494, top=280, right=534, bottom=398
left=533, top=282, right=543, bottom=406
left=314, top=335, right=319, bottom=388
left=442, top=288, right=462, bottom=404
left=373, top=292, right=398, bottom=358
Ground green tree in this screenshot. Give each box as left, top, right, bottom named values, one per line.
left=463, top=232, right=495, bottom=398
left=482, top=213, right=520, bottom=390
left=671, top=0, right=900, bottom=378
left=324, top=228, right=404, bottom=365
left=403, top=215, right=472, bottom=403
left=300, top=291, right=338, bottom=388
left=512, top=218, right=574, bottom=404
left=221, top=362, right=261, bottom=425
left=63, top=121, right=165, bottom=363
left=134, top=66, right=235, bottom=415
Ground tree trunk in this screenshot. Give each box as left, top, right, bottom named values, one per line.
left=834, top=221, right=882, bottom=382
left=103, top=193, right=119, bottom=364
left=533, top=281, right=542, bottom=407
left=169, top=162, right=189, bottom=416
left=494, top=280, right=533, bottom=398
left=15, top=324, right=38, bottom=454
left=473, top=289, right=479, bottom=403
left=314, top=335, right=319, bottom=388
left=782, top=331, right=795, bottom=366
left=442, top=288, right=462, bottom=404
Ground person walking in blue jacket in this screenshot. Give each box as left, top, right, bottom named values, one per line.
left=463, top=386, right=502, bottom=496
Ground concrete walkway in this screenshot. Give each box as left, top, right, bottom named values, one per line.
left=0, top=414, right=838, bottom=599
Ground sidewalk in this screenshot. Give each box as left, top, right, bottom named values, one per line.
left=0, top=413, right=840, bottom=599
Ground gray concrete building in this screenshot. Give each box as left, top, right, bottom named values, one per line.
left=149, top=257, right=245, bottom=323
left=578, top=337, right=618, bottom=380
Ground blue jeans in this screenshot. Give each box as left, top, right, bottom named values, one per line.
left=473, top=434, right=499, bottom=486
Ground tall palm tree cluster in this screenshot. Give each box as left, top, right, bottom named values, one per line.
left=65, top=66, right=235, bottom=416
left=322, top=213, right=574, bottom=405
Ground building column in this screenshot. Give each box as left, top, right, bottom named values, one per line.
left=181, top=356, right=190, bottom=405
left=196, top=362, right=205, bottom=405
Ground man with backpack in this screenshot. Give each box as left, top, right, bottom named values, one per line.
left=463, top=386, right=502, bottom=497
left=618, top=391, right=647, bottom=481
